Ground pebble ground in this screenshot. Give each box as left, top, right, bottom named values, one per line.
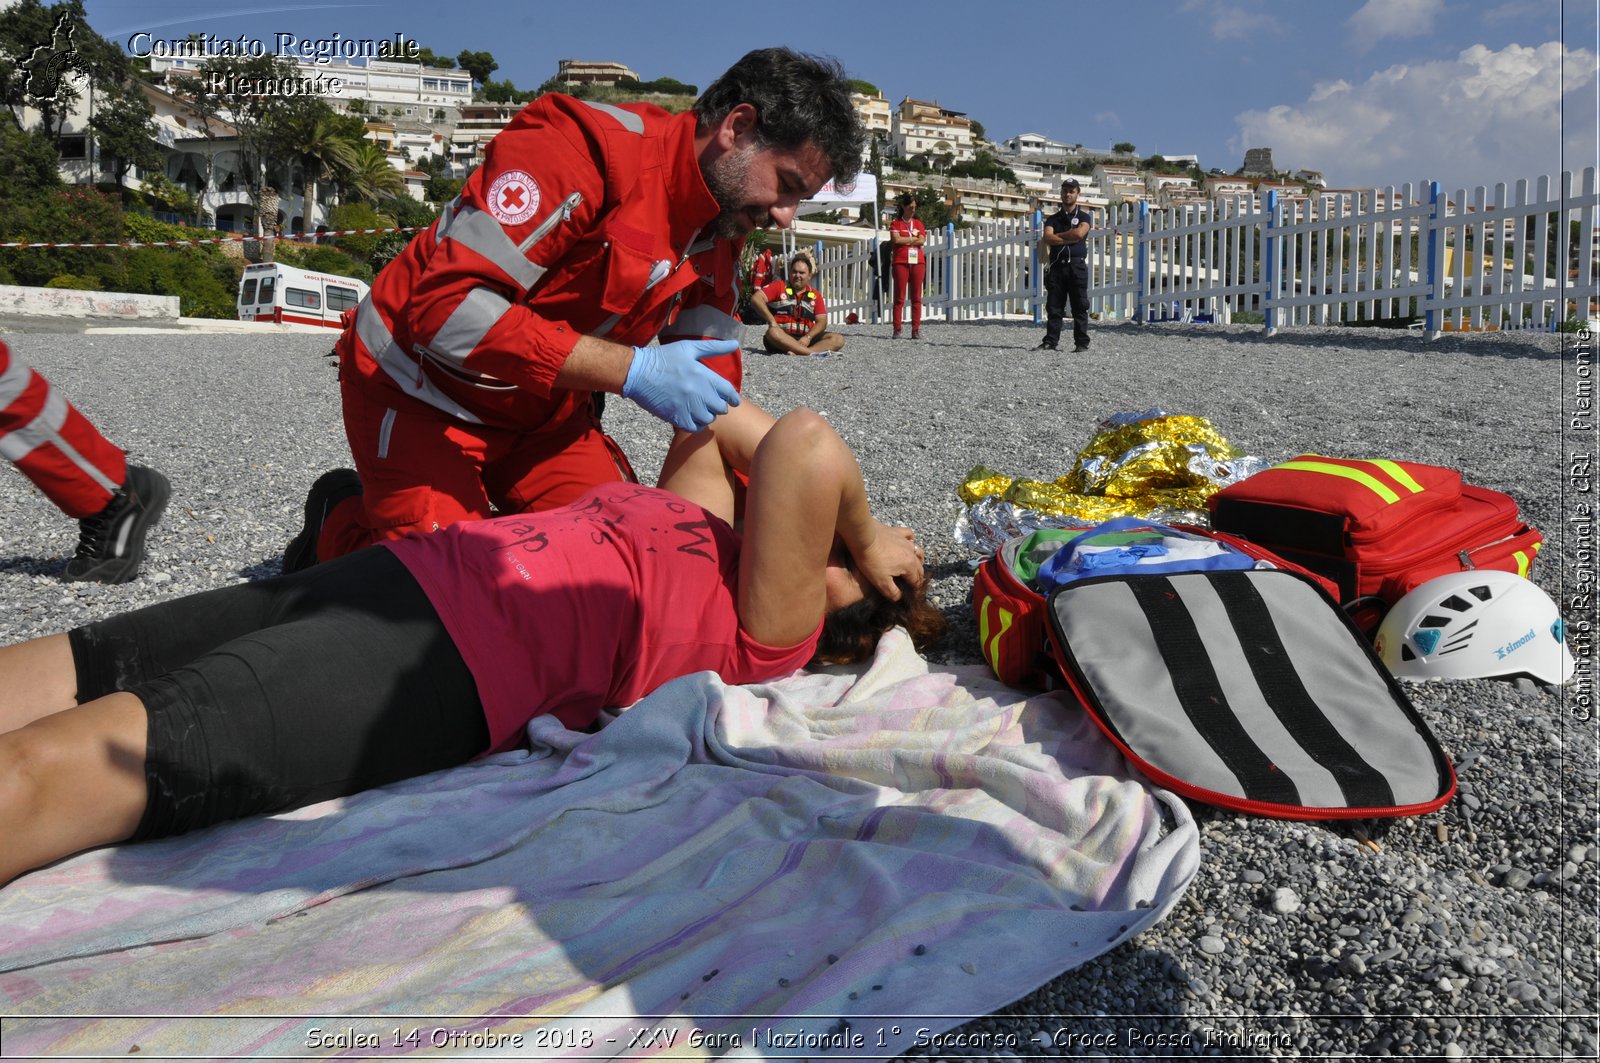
left=0, top=317, right=1592, bottom=1059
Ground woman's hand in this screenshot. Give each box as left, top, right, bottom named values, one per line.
left=850, top=521, right=925, bottom=601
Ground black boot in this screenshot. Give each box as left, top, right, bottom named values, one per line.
left=64, top=464, right=171, bottom=584
left=282, top=468, right=363, bottom=574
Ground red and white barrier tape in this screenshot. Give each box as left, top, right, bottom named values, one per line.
left=0, top=226, right=426, bottom=249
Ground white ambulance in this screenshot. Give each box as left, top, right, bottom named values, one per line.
left=236, top=262, right=370, bottom=328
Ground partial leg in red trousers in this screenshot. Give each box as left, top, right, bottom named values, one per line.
left=892, top=262, right=911, bottom=337
left=907, top=262, right=926, bottom=338
left=0, top=341, right=168, bottom=583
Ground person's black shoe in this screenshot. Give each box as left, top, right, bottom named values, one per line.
left=1034, top=340, right=1058, bottom=351
left=1073, top=344, right=1090, bottom=353
left=282, top=468, right=363, bottom=574
left=64, top=464, right=170, bottom=584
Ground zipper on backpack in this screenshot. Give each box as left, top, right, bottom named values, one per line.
left=1362, top=521, right=1529, bottom=576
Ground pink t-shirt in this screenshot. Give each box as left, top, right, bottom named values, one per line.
left=384, top=485, right=822, bottom=751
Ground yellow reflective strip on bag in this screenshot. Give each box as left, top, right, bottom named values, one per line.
left=1276, top=460, right=1402, bottom=504
left=978, top=594, right=1015, bottom=670
left=1365, top=459, right=1426, bottom=494
left=1514, top=550, right=1530, bottom=576
left=989, top=607, right=1015, bottom=667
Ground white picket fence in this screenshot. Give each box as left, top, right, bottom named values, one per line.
left=803, top=167, right=1599, bottom=336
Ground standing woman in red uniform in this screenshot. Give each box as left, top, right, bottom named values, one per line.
left=887, top=193, right=927, bottom=339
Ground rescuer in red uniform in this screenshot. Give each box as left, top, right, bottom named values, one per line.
left=0, top=340, right=169, bottom=584
left=288, top=48, right=864, bottom=569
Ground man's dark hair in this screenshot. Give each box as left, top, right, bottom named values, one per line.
left=696, top=48, right=864, bottom=185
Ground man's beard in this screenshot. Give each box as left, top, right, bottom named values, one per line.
left=704, top=144, right=769, bottom=239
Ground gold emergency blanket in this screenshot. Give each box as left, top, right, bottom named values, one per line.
left=955, top=410, right=1267, bottom=556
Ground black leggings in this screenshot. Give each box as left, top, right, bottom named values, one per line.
left=70, top=549, right=488, bottom=841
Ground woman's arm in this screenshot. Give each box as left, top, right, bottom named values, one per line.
left=656, top=400, right=921, bottom=640
left=735, top=409, right=923, bottom=648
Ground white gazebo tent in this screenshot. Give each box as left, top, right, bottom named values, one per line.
left=795, top=173, right=880, bottom=223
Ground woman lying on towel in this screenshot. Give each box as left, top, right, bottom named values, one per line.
left=0, top=403, right=944, bottom=885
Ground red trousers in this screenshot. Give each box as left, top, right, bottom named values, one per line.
left=0, top=341, right=125, bottom=518
left=892, top=261, right=925, bottom=333
left=317, top=360, right=637, bottom=560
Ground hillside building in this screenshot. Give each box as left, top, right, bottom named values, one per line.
left=850, top=91, right=892, bottom=143
left=449, top=102, right=520, bottom=175
left=553, top=59, right=638, bottom=86
left=891, top=97, right=976, bottom=165
left=1092, top=164, right=1145, bottom=204
left=144, top=54, right=472, bottom=123
left=1241, top=146, right=1277, bottom=176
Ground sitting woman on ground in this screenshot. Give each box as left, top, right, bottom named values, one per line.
left=0, top=401, right=943, bottom=886
left=749, top=251, right=847, bottom=356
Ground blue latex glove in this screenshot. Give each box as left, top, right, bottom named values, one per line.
left=621, top=339, right=741, bottom=432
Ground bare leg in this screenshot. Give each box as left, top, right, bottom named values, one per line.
left=0, top=634, right=79, bottom=734
left=0, top=692, right=148, bottom=885
left=808, top=333, right=846, bottom=354
left=760, top=328, right=809, bottom=356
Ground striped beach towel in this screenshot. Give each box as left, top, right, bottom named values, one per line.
left=1, top=629, right=1198, bottom=1060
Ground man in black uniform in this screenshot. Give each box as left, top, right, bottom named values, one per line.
left=1037, top=179, right=1094, bottom=352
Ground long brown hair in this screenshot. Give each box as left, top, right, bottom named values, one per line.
left=813, top=575, right=946, bottom=665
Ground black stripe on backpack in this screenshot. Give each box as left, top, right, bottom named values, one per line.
left=1043, top=568, right=1455, bottom=819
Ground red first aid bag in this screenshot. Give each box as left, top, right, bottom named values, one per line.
left=972, top=522, right=1336, bottom=689
left=1208, top=456, right=1543, bottom=616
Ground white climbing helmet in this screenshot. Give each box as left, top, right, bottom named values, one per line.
left=1375, top=571, right=1574, bottom=685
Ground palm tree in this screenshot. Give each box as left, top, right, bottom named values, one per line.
left=341, top=141, right=407, bottom=204
left=293, top=115, right=358, bottom=232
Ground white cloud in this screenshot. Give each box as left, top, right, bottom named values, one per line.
left=1210, top=4, right=1279, bottom=40
left=1483, top=0, right=1553, bottom=23
left=1308, top=79, right=1352, bottom=103
left=1094, top=111, right=1121, bottom=127
left=1347, top=0, right=1444, bottom=44
left=1183, top=0, right=1280, bottom=41
left=1233, top=41, right=1597, bottom=190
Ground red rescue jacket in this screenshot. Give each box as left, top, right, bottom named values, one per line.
left=338, top=96, right=743, bottom=431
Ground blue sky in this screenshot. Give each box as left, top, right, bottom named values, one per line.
left=80, top=0, right=1598, bottom=193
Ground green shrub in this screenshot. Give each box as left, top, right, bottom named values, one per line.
left=121, top=247, right=240, bottom=318
left=44, top=273, right=102, bottom=290
left=270, top=240, right=307, bottom=266
left=0, top=186, right=124, bottom=286
left=298, top=245, right=372, bottom=281
left=123, top=213, right=228, bottom=244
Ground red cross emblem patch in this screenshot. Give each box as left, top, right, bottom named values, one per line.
left=487, top=169, right=540, bottom=226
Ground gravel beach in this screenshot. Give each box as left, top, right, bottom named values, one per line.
left=1, top=318, right=1593, bottom=1059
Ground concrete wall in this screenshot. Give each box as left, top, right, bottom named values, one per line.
left=0, top=285, right=180, bottom=320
